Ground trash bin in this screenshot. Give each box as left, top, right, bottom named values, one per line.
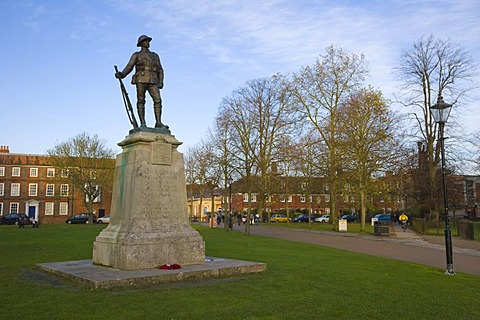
left=374, top=221, right=389, bottom=236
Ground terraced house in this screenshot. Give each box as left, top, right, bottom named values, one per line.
left=0, top=146, right=112, bottom=224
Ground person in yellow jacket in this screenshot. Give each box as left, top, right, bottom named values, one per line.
left=399, top=213, right=408, bottom=231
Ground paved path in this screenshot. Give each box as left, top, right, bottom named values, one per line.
left=224, top=222, right=480, bottom=276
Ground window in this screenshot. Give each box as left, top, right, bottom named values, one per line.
left=325, top=194, right=330, bottom=202
left=300, top=195, right=306, bottom=203
left=243, top=193, right=248, bottom=202
left=251, top=193, right=257, bottom=203
left=47, top=168, right=55, bottom=177
left=11, top=183, right=20, bottom=196
left=0, top=202, right=3, bottom=215
left=0, top=167, right=4, bottom=176
left=280, top=195, right=285, bottom=202
left=59, top=202, right=68, bottom=215
left=12, top=167, right=20, bottom=177
left=29, top=184, right=38, bottom=196
left=0, top=183, right=4, bottom=196
left=45, top=202, right=54, bottom=215
left=30, top=168, right=38, bottom=177
left=61, top=169, right=69, bottom=178
left=60, top=184, right=69, bottom=197
left=287, top=195, right=292, bottom=203
left=46, top=184, right=55, bottom=196
left=301, top=182, right=308, bottom=190
left=10, top=202, right=19, bottom=214
left=266, top=195, right=271, bottom=203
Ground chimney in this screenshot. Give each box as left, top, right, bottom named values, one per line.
left=0, top=146, right=10, bottom=153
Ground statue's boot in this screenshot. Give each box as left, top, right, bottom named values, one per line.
left=138, top=105, right=147, bottom=127
left=154, top=104, right=164, bottom=128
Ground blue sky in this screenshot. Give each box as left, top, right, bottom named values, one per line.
left=1, top=0, right=479, bottom=155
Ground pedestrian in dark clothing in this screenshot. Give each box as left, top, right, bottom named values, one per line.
left=31, top=218, right=39, bottom=228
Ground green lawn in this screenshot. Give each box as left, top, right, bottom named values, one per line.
left=0, top=224, right=479, bottom=320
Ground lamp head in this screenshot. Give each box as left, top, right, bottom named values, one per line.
left=430, top=95, right=452, bottom=124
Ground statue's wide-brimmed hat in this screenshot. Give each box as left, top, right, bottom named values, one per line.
left=137, top=35, right=152, bottom=47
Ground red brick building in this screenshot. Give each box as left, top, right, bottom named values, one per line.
left=187, top=175, right=403, bottom=221
left=227, top=176, right=368, bottom=217
left=0, top=146, right=112, bottom=224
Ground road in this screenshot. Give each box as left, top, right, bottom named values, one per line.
left=224, top=222, right=480, bottom=276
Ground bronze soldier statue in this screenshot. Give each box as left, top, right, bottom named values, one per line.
left=115, top=35, right=165, bottom=128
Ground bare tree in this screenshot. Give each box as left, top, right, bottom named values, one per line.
left=290, top=129, right=325, bottom=226
left=188, top=141, right=221, bottom=227
left=396, top=35, right=477, bottom=223
left=219, top=84, right=259, bottom=235
left=209, top=112, right=236, bottom=230
left=219, top=76, right=294, bottom=234
left=184, top=147, right=199, bottom=220
left=469, top=130, right=480, bottom=173
left=290, top=45, right=368, bottom=228
left=248, top=75, right=294, bottom=222
left=47, top=132, right=115, bottom=224
left=338, top=87, right=399, bottom=231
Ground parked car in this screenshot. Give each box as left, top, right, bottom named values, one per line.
left=315, top=214, right=330, bottom=223
left=373, top=214, right=391, bottom=222
left=293, top=214, right=315, bottom=223
left=339, top=214, right=357, bottom=222
left=0, top=213, right=31, bottom=225
left=97, top=215, right=110, bottom=224
left=270, top=214, right=289, bottom=223
left=66, top=213, right=97, bottom=224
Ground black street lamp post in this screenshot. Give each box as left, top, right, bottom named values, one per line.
left=228, top=177, right=233, bottom=229
left=430, top=95, right=455, bottom=275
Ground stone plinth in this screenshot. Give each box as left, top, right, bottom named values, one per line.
left=37, top=258, right=267, bottom=289
left=92, top=131, right=205, bottom=270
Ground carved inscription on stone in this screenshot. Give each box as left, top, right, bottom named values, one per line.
left=152, top=142, right=171, bottom=165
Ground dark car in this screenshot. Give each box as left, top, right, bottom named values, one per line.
left=0, top=213, right=31, bottom=225
left=293, top=214, right=316, bottom=223
left=340, top=214, right=357, bottom=222
left=373, top=214, right=391, bottom=222
left=66, top=213, right=97, bottom=224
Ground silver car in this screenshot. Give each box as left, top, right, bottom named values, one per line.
left=97, top=215, right=110, bottom=224
left=315, top=214, right=329, bottom=223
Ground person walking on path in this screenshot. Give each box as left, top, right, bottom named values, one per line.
left=399, top=212, right=409, bottom=231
